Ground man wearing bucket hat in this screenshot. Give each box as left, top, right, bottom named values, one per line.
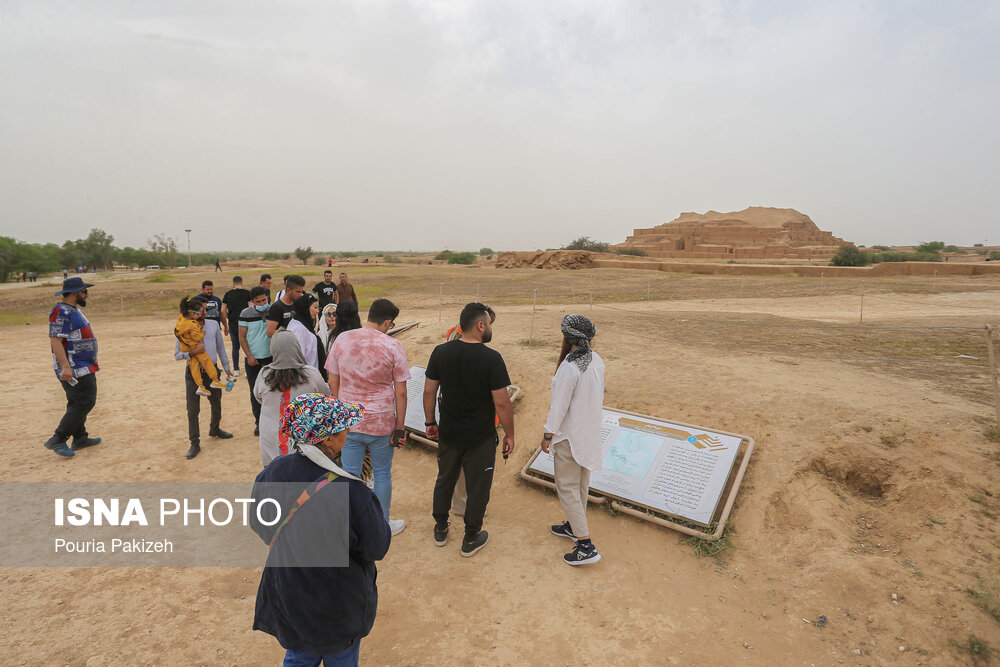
left=251, top=394, right=391, bottom=667
left=45, top=276, right=101, bottom=458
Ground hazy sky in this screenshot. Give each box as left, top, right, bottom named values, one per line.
left=1, top=1, right=997, bottom=252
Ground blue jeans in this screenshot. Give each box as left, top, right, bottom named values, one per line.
left=283, top=643, right=359, bottom=667
left=341, top=432, right=394, bottom=521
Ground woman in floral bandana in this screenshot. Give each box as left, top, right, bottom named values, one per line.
left=251, top=393, right=391, bottom=667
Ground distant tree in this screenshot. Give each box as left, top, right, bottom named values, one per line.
left=616, top=248, right=647, bottom=256
left=830, top=245, right=872, bottom=267
left=434, top=250, right=454, bottom=261
left=871, top=245, right=891, bottom=252
left=447, top=252, right=476, bottom=265
left=990, top=251, right=1000, bottom=260
left=147, top=233, right=179, bottom=268
left=80, top=228, right=116, bottom=269
left=974, top=243, right=984, bottom=247
left=916, top=241, right=945, bottom=254
left=563, top=236, right=610, bottom=253
left=479, top=247, right=494, bottom=256
left=294, top=246, right=314, bottom=265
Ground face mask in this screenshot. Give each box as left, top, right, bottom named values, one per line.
left=255, top=304, right=268, bottom=312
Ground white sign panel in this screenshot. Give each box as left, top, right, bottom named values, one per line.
left=404, top=366, right=439, bottom=433
left=528, top=409, right=742, bottom=526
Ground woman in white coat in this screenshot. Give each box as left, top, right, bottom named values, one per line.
left=542, top=314, right=605, bottom=566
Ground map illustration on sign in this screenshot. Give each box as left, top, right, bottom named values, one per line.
left=603, top=431, right=660, bottom=478
left=527, top=409, right=743, bottom=526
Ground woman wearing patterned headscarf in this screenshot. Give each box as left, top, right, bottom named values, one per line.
left=542, top=313, right=606, bottom=566
left=251, top=393, right=391, bottom=667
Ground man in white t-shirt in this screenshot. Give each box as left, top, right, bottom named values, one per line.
left=325, top=298, right=410, bottom=535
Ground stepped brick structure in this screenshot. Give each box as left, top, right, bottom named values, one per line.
left=615, top=207, right=849, bottom=260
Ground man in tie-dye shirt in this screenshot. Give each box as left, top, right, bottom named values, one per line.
left=325, top=298, right=410, bottom=535
left=45, top=277, right=101, bottom=458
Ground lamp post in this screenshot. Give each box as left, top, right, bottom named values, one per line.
left=184, top=229, right=192, bottom=267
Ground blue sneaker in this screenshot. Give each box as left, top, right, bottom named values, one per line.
left=44, top=437, right=75, bottom=458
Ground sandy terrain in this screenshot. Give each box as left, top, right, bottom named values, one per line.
left=2, top=263, right=1000, bottom=666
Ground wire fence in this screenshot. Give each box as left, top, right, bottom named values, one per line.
left=424, top=278, right=1000, bottom=421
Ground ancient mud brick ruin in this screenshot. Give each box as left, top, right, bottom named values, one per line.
left=616, top=207, right=849, bottom=260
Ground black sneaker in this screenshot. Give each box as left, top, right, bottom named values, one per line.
left=550, top=521, right=577, bottom=541
left=460, top=530, right=489, bottom=558
left=254, top=425, right=260, bottom=436
left=433, top=522, right=449, bottom=547
left=185, top=442, right=201, bottom=460
left=71, top=437, right=102, bottom=450
left=564, top=542, right=601, bottom=566
left=209, top=428, right=233, bottom=439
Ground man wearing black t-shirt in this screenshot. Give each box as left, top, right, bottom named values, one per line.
left=200, top=280, right=224, bottom=330
left=424, top=302, right=515, bottom=558
left=266, top=275, right=305, bottom=337
left=221, top=276, right=251, bottom=375
left=313, top=270, right=337, bottom=309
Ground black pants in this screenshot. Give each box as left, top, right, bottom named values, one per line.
left=244, top=357, right=272, bottom=426
left=432, top=434, right=497, bottom=536
left=228, top=324, right=241, bottom=371
left=186, top=364, right=221, bottom=444
left=54, top=374, right=98, bottom=442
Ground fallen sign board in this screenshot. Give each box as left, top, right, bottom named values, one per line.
left=387, top=321, right=420, bottom=337
left=403, top=365, right=521, bottom=447
left=520, top=408, right=754, bottom=541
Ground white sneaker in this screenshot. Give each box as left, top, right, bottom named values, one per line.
left=232, top=370, right=241, bottom=378
left=388, top=519, right=405, bottom=536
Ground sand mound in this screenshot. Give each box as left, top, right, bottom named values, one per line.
left=495, top=250, right=597, bottom=269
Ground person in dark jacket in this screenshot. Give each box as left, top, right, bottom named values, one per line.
left=251, top=393, right=391, bottom=666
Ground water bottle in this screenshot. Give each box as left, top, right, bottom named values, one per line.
left=226, top=379, right=234, bottom=392
left=67, top=376, right=78, bottom=387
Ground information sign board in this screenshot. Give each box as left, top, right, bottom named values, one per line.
left=527, top=409, right=742, bottom=526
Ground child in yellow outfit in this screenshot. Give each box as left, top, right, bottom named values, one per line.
left=175, top=296, right=228, bottom=397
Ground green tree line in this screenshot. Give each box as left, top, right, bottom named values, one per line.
left=0, top=229, right=253, bottom=282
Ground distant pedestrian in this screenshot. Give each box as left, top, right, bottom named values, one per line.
left=326, top=298, right=410, bottom=536
left=239, top=287, right=272, bottom=436
left=543, top=315, right=605, bottom=566
left=253, top=331, right=329, bottom=465
left=327, top=257, right=333, bottom=268
left=334, top=272, right=358, bottom=304
left=214, top=258, right=222, bottom=272
left=221, top=276, right=251, bottom=376
left=62, top=268, right=68, bottom=279
left=424, top=303, right=515, bottom=557
left=46, top=277, right=101, bottom=458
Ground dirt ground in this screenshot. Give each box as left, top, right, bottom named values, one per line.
left=2, top=263, right=1000, bottom=666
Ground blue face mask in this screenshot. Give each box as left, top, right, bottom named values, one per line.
left=255, top=304, right=268, bottom=312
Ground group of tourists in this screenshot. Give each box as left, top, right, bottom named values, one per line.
left=43, top=269, right=607, bottom=666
